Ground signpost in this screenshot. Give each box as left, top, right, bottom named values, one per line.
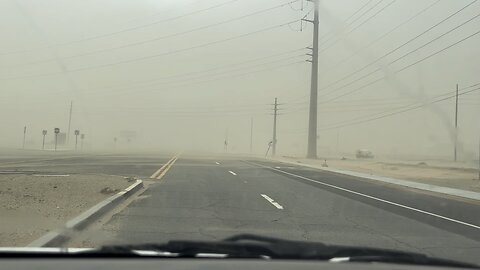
left=42, top=130, right=47, bottom=150
left=74, top=130, right=80, bottom=150
left=54, top=128, right=60, bottom=151
left=265, top=141, right=273, bottom=158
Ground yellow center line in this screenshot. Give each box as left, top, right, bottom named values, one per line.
left=156, top=156, right=178, bottom=180
left=149, top=154, right=179, bottom=179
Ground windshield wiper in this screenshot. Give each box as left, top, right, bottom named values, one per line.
left=91, top=234, right=478, bottom=268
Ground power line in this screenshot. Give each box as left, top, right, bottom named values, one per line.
left=344, top=0, right=385, bottom=29
left=293, top=0, right=442, bottom=103
left=322, top=0, right=441, bottom=76
left=84, top=48, right=306, bottom=91
left=60, top=19, right=302, bottom=72
left=315, top=0, right=375, bottom=44
left=319, top=14, right=480, bottom=103
left=12, top=59, right=306, bottom=103
left=283, top=83, right=480, bottom=134
left=322, top=29, right=480, bottom=104
left=73, top=54, right=307, bottom=96
left=89, top=60, right=306, bottom=97
left=0, top=19, right=302, bottom=81
left=0, top=0, right=240, bottom=57
left=8, top=0, right=301, bottom=66
left=320, top=0, right=479, bottom=94
left=320, top=85, right=477, bottom=128
left=319, top=86, right=480, bottom=131
left=344, top=0, right=376, bottom=24
left=318, top=0, right=395, bottom=52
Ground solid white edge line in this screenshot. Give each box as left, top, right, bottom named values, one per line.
left=228, top=171, right=237, bottom=176
left=261, top=194, right=284, bottom=210
left=251, top=162, right=479, bottom=230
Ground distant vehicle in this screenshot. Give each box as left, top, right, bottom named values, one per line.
left=356, top=149, right=374, bottom=159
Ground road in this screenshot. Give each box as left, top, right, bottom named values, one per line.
left=2, top=152, right=479, bottom=264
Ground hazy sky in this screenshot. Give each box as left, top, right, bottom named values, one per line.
left=0, top=0, right=479, bottom=160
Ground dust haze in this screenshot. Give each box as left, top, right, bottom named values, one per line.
left=1, top=0, right=479, bottom=162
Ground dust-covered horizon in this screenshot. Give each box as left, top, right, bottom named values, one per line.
left=1, top=0, right=479, bottom=161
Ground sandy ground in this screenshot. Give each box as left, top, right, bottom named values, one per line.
left=0, top=174, right=132, bottom=246
left=279, top=157, right=480, bottom=192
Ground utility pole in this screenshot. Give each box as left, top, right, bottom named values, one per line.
left=454, top=84, right=459, bottom=162
left=305, top=0, right=319, bottom=159
left=22, top=126, right=27, bottom=149
left=250, top=117, right=253, bottom=154
left=272, top=98, right=279, bottom=157
left=67, top=101, right=73, bottom=144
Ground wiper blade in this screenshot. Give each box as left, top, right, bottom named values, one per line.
left=92, top=234, right=478, bottom=268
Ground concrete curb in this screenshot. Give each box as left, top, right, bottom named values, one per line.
left=265, top=158, right=480, bottom=201
left=27, top=179, right=144, bottom=247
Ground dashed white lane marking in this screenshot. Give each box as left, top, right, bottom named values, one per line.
left=261, top=194, right=284, bottom=210
left=215, top=162, right=220, bottom=165
left=228, top=171, right=237, bottom=176
left=249, top=161, right=480, bottom=230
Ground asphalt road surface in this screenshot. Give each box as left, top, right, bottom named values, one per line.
left=2, top=152, right=479, bottom=264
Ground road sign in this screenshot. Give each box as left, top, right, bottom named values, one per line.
left=80, top=134, right=85, bottom=139
left=54, top=128, right=60, bottom=134
left=74, top=130, right=80, bottom=150
left=42, top=130, right=47, bottom=150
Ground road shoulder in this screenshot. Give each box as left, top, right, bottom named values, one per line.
left=264, top=157, right=480, bottom=201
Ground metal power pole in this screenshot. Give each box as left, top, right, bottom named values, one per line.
left=454, top=84, right=459, bottom=162
left=272, top=98, right=278, bottom=156
left=250, top=117, right=253, bottom=154
left=306, top=0, right=319, bottom=159
left=67, top=101, right=73, bottom=144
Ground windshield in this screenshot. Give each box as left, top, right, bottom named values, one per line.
left=1, top=0, right=479, bottom=266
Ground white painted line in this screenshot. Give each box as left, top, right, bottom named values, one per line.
left=228, top=171, right=237, bottom=176
left=251, top=162, right=480, bottom=230
left=215, top=162, right=220, bottom=165
left=261, top=194, right=284, bottom=210
left=270, top=159, right=480, bottom=201
left=33, top=174, right=70, bottom=177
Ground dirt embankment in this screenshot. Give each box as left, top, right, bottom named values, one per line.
left=0, top=174, right=132, bottom=246
left=282, top=157, right=480, bottom=192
